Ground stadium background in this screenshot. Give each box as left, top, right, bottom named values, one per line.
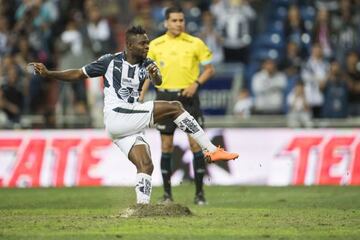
left=1, top=0, right=360, bottom=188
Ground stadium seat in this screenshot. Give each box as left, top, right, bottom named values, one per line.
left=269, top=6, right=288, bottom=21
left=266, top=20, right=285, bottom=35
left=272, top=0, right=295, bottom=7
left=252, top=48, right=281, bottom=62
left=301, top=6, right=316, bottom=32
left=300, top=6, right=316, bottom=21
left=253, top=33, right=285, bottom=51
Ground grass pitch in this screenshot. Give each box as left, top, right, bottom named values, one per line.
left=0, top=185, right=359, bottom=240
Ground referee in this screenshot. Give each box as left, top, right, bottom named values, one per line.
left=148, top=6, right=215, bottom=205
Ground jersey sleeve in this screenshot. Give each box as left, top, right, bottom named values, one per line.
left=82, top=53, right=113, bottom=78
left=196, top=39, right=213, bottom=66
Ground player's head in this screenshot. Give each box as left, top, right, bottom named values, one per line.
left=164, top=6, right=185, bottom=37
left=125, top=25, right=150, bottom=61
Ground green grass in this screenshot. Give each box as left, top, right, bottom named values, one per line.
left=0, top=185, right=359, bottom=239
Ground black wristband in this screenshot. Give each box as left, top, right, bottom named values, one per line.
left=195, top=80, right=201, bottom=86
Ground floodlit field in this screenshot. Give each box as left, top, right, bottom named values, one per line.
left=0, top=185, right=359, bottom=240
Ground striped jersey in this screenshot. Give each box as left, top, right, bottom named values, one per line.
left=82, top=52, right=154, bottom=111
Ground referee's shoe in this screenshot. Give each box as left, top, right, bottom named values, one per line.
left=194, top=192, right=207, bottom=205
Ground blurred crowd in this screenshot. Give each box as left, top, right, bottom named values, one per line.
left=232, top=0, right=360, bottom=128
left=0, top=0, right=360, bottom=129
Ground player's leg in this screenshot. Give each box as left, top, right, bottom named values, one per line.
left=153, top=100, right=239, bottom=162
left=160, top=134, right=174, bottom=202
left=128, top=143, right=154, bottom=204
left=154, top=100, right=216, bottom=151
left=188, top=136, right=206, bottom=205
left=106, top=102, right=156, bottom=204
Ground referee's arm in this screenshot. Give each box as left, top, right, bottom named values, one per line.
left=196, top=63, right=215, bottom=86
left=182, top=63, right=215, bottom=97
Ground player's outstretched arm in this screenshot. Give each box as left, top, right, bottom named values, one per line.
left=29, top=63, right=87, bottom=82
left=146, top=63, right=162, bottom=86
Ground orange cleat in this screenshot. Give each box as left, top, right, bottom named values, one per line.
left=204, top=147, right=239, bottom=163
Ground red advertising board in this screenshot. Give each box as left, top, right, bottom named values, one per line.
left=0, top=129, right=359, bottom=187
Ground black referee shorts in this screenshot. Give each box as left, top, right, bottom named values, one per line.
left=155, top=89, right=204, bottom=135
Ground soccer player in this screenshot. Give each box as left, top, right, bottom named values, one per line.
left=29, top=26, right=238, bottom=205
left=147, top=6, right=215, bottom=205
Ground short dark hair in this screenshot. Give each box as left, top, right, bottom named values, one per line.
left=126, top=25, right=146, bottom=42
left=165, top=6, right=183, bottom=19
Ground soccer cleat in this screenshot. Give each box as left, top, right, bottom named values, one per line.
left=204, top=147, right=239, bottom=163
left=194, top=192, right=207, bottom=205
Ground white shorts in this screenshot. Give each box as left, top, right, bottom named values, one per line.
left=113, top=133, right=150, bottom=158
left=105, top=101, right=154, bottom=157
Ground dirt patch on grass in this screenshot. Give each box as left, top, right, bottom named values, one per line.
left=119, top=203, right=192, bottom=218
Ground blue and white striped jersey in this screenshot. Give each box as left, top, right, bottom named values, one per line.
left=82, top=52, right=154, bottom=110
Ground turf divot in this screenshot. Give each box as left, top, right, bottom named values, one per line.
left=119, top=203, right=193, bottom=218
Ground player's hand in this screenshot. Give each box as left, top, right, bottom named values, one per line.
left=181, top=82, right=198, bottom=97
left=28, top=63, right=49, bottom=78
left=146, top=63, right=160, bottom=77
left=146, top=63, right=162, bottom=85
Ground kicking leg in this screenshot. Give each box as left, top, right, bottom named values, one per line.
left=153, top=101, right=239, bottom=163
left=128, top=144, right=153, bottom=204
left=154, top=101, right=216, bottom=151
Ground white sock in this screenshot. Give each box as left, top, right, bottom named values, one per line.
left=135, top=173, right=152, bottom=204
left=173, top=111, right=217, bottom=152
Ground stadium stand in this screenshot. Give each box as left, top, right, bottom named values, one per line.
left=1, top=0, right=360, bottom=129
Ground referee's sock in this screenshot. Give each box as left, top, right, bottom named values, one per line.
left=193, top=151, right=205, bottom=196
left=161, top=152, right=172, bottom=197
left=173, top=111, right=217, bottom=152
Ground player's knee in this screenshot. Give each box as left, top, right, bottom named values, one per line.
left=144, top=161, right=154, bottom=174
left=169, top=101, right=184, bottom=114
left=139, top=158, right=154, bottom=174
